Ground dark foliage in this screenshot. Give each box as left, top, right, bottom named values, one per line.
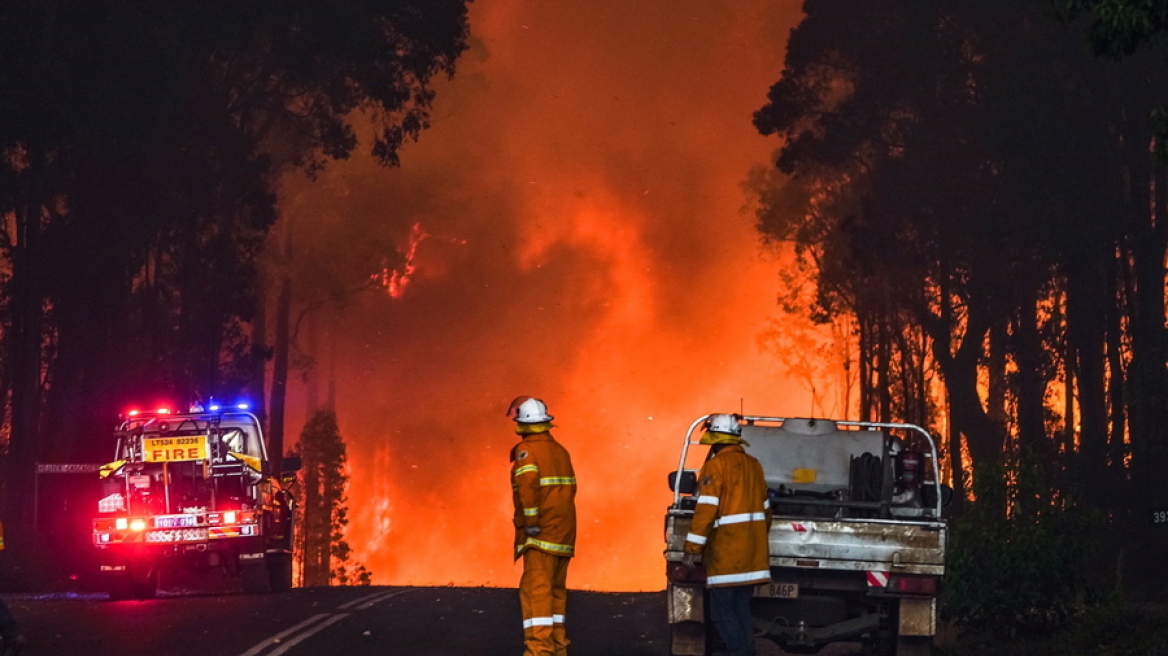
left=0, top=0, right=470, bottom=540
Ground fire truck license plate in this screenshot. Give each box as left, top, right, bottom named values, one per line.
left=757, top=582, right=799, bottom=599
left=143, top=436, right=209, bottom=462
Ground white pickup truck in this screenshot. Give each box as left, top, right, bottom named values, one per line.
left=664, top=415, right=950, bottom=656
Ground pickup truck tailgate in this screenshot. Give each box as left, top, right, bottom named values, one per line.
left=768, top=517, right=945, bottom=574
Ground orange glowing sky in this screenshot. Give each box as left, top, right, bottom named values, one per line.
left=278, top=0, right=812, bottom=591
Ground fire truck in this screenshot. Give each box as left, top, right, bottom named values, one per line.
left=91, top=402, right=299, bottom=600
left=665, top=415, right=951, bottom=656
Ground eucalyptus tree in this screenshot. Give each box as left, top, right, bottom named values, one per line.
left=1054, top=0, right=1168, bottom=510
left=753, top=0, right=1159, bottom=508
left=0, top=0, right=470, bottom=533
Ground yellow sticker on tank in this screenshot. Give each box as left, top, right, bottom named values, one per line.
left=792, top=468, right=818, bottom=484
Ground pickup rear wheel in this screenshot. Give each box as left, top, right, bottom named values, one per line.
left=896, top=636, right=932, bottom=656
left=669, top=621, right=709, bottom=656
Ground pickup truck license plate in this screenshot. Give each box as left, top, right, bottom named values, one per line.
left=757, top=582, right=798, bottom=599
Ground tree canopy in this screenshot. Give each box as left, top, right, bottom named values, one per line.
left=753, top=0, right=1168, bottom=618
left=0, top=0, right=470, bottom=532
left=754, top=0, right=1168, bottom=511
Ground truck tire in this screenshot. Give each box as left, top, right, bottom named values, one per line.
left=106, top=575, right=132, bottom=601
left=242, top=559, right=273, bottom=594
left=268, top=552, right=293, bottom=592
left=107, top=566, right=157, bottom=601
left=132, top=568, right=159, bottom=600
left=669, top=621, right=709, bottom=656
left=896, top=636, right=932, bottom=656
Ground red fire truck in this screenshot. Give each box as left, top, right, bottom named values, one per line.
left=91, top=403, right=298, bottom=599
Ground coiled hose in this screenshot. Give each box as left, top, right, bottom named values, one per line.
left=849, top=452, right=883, bottom=506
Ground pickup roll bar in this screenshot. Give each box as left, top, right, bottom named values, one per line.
left=670, top=415, right=944, bottom=517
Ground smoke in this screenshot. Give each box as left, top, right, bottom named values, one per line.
left=280, top=0, right=807, bottom=591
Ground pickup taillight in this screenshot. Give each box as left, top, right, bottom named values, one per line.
left=887, top=574, right=938, bottom=596
left=666, top=560, right=707, bottom=584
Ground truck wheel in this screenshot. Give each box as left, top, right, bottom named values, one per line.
left=895, top=636, right=932, bottom=656
left=106, top=575, right=132, bottom=601
left=242, top=559, right=273, bottom=594
left=669, top=621, right=709, bottom=656
left=131, top=568, right=158, bottom=600
left=107, top=566, right=157, bottom=600
left=268, top=552, right=293, bottom=592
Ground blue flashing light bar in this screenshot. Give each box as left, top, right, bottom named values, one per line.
left=203, top=399, right=251, bottom=413
left=134, top=399, right=253, bottom=415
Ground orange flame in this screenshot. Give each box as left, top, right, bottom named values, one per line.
left=372, top=222, right=467, bottom=298
left=279, top=0, right=809, bottom=591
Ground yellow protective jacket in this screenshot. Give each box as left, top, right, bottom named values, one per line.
left=511, top=432, right=577, bottom=559
left=683, top=445, right=772, bottom=587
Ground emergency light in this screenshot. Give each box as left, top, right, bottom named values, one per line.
left=127, top=398, right=253, bottom=415
left=206, top=399, right=251, bottom=412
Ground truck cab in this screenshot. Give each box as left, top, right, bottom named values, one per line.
left=665, top=415, right=949, bottom=656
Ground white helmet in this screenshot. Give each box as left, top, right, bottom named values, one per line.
left=509, top=396, right=554, bottom=423
left=707, top=413, right=742, bottom=436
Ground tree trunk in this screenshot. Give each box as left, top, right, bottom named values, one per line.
left=859, top=314, right=871, bottom=422
left=269, top=275, right=291, bottom=471
left=1013, top=292, right=1049, bottom=481
left=877, top=312, right=892, bottom=423
left=1107, top=245, right=1130, bottom=502
left=5, top=201, right=44, bottom=535
left=987, top=322, right=1008, bottom=440
left=1067, top=254, right=1110, bottom=508
left=928, top=296, right=1000, bottom=475
left=250, top=281, right=268, bottom=430
left=1128, top=143, right=1168, bottom=507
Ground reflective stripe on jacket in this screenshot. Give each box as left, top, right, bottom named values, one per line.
left=511, top=432, right=577, bottom=559
left=683, top=445, right=772, bottom=587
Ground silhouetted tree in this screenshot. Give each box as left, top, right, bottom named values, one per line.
left=0, top=1, right=471, bottom=538
left=294, top=409, right=369, bottom=587
left=752, top=0, right=1168, bottom=514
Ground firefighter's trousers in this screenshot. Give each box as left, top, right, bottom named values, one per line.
left=519, top=548, right=571, bottom=656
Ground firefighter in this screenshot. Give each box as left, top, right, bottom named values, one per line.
left=0, top=517, right=25, bottom=656
left=507, top=396, right=577, bottom=656
left=682, top=413, right=772, bottom=656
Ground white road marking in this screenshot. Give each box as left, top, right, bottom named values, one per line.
left=237, top=613, right=330, bottom=656
left=356, top=588, right=415, bottom=609
left=264, top=613, right=350, bottom=656
left=234, top=589, right=416, bottom=656
left=337, top=590, right=391, bottom=610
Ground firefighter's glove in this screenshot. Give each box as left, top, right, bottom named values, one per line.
left=524, top=526, right=542, bottom=537
left=681, top=552, right=699, bottom=571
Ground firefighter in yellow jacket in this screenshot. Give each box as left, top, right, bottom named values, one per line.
left=682, top=413, right=772, bottom=656
left=507, top=396, right=577, bottom=656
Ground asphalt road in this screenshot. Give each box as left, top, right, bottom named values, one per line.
left=3, top=585, right=672, bottom=656
left=2, top=581, right=874, bottom=656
